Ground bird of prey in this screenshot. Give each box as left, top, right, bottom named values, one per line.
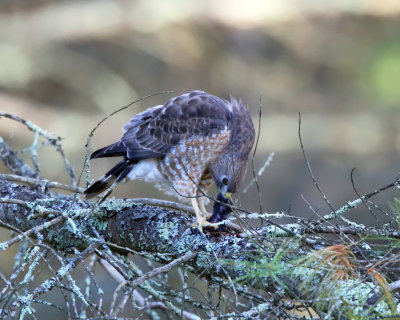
left=84, top=90, right=255, bottom=228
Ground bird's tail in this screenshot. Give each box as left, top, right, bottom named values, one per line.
left=83, top=159, right=134, bottom=199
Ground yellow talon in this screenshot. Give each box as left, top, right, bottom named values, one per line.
left=191, top=216, right=212, bottom=232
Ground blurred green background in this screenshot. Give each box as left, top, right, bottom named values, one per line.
left=1, top=0, right=400, bottom=220
left=1, top=1, right=400, bottom=318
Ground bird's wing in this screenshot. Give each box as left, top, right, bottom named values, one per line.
left=121, top=90, right=231, bottom=161
left=85, top=91, right=235, bottom=199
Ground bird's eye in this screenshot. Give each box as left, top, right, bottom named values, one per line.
left=221, top=177, right=229, bottom=186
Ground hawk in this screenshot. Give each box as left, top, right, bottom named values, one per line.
left=84, top=90, right=255, bottom=227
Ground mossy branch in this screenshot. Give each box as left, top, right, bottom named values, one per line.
left=0, top=178, right=262, bottom=283
left=0, top=177, right=398, bottom=318
left=1, top=112, right=399, bottom=318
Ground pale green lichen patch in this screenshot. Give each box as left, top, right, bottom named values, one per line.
left=261, top=224, right=303, bottom=237
left=70, top=207, right=92, bottom=218
left=66, top=217, right=78, bottom=234
left=291, top=266, right=393, bottom=318
left=98, top=198, right=138, bottom=215
left=88, top=217, right=109, bottom=232
left=26, top=198, right=58, bottom=219
left=45, top=223, right=90, bottom=252
left=128, top=232, right=135, bottom=245
left=158, top=222, right=178, bottom=241
left=291, top=265, right=325, bottom=287
left=334, top=279, right=391, bottom=317
left=195, top=252, right=213, bottom=269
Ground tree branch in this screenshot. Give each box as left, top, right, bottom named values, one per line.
left=0, top=138, right=37, bottom=178
left=0, top=177, right=398, bottom=317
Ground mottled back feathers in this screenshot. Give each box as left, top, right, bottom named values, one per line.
left=121, top=90, right=231, bottom=161
left=84, top=90, right=255, bottom=200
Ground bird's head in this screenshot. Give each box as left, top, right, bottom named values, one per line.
left=211, top=96, right=255, bottom=198
left=210, top=150, right=249, bottom=198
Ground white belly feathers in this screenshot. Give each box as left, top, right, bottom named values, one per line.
left=127, top=159, right=163, bottom=183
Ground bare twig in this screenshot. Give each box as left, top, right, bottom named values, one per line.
left=298, top=113, right=336, bottom=213
left=0, top=112, right=76, bottom=184
left=250, top=96, right=263, bottom=215
left=0, top=138, right=36, bottom=178
left=350, top=168, right=379, bottom=221
left=243, top=151, right=274, bottom=194
left=0, top=214, right=65, bottom=251
left=0, top=173, right=83, bottom=193
left=129, top=251, right=197, bottom=288
left=210, top=301, right=275, bottom=320
left=0, top=198, right=30, bottom=208
left=319, top=174, right=400, bottom=222
left=100, top=255, right=201, bottom=320
left=2, top=243, right=98, bottom=317
left=0, top=112, right=59, bottom=147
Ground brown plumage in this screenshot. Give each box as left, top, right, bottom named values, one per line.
left=84, top=90, right=255, bottom=227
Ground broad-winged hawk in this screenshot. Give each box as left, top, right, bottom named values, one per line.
left=84, top=91, right=255, bottom=227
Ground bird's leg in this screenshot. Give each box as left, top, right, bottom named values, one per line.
left=191, top=197, right=210, bottom=229
left=198, top=196, right=210, bottom=219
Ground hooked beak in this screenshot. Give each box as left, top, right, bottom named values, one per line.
left=219, top=184, right=231, bottom=199
left=223, top=192, right=231, bottom=199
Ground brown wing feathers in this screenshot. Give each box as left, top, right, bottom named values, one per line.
left=83, top=91, right=231, bottom=199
